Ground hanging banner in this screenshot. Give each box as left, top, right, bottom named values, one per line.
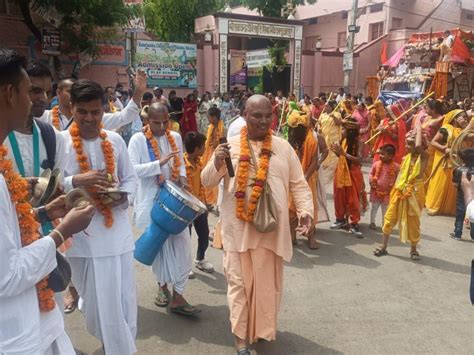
left=136, top=40, right=197, bottom=88
left=246, top=49, right=271, bottom=68
left=229, top=50, right=247, bottom=89
left=41, top=29, right=60, bottom=56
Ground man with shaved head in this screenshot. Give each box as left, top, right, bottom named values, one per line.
left=202, top=94, right=314, bottom=354
left=128, top=102, right=201, bottom=316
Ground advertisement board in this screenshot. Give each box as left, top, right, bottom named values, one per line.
left=136, top=40, right=197, bottom=88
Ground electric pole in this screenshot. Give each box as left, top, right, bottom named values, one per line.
left=343, top=0, right=358, bottom=93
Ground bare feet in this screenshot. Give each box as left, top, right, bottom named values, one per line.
left=307, top=235, right=319, bottom=250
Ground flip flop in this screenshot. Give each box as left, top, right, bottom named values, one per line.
left=154, top=288, right=171, bottom=308
left=236, top=348, right=251, bottom=355
left=373, top=247, right=388, bottom=257
left=410, top=251, right=421, bottom=261
left=170, top=303, right=201, bottom=316
left=64, top=300, right=78, bottom=314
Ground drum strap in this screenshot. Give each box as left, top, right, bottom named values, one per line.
left=146, top=134, right=157, bottom=162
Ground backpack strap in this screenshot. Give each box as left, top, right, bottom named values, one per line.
left=34, top=119, right=56, bottom=170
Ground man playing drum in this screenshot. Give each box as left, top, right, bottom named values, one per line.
left=128, top=102, right=200, bottom=316
left=201, top=95, right=314, bottom=354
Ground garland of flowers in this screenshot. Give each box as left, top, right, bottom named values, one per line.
left=370, top=161, right=396, bottom=198
left=69, top=122, right=115, bottom=228
left=0, top=145, right=55, bottom=311
left=184, top=153, right=206, bottom=203
left=144, top=125, right=181, bottom=181
left=235, top=126, right=272, bottom=222
left=51, top=105, right=60, bottom=130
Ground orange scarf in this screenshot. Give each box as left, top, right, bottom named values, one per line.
left=299, top=130, right=317, bottom=173
left=335, top=139, right=352, bottom=188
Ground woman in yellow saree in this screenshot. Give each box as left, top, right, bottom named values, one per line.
left=425, top=109, right=469, bottom=216
left=318, top=100, right=343, bottom=185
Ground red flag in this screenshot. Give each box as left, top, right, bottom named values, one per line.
left=451, top=35, right=472, bottom=64
left=380, top=41, right=388, bottom=64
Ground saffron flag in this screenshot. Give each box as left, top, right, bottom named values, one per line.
left=380, top=41, right=388, bottom=64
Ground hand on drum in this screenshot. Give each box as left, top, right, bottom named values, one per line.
left=160, top=151, right=180, bottom=167
left=214, top=143, right=230, bottom=171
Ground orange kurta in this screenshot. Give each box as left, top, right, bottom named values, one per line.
left=202, top=120, right=225, bottom=205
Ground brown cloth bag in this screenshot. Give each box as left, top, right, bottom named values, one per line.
left=248, top=140, right=278, bottom=233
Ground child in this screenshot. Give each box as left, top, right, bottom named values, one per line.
left=184, top=132, right=215, bottom=273
left=329, top=118, right=364, bottom=237
left=369, top=144, right=400, bottom=230
left=374, top=124, right=428, bottom=260
left=450, top=147, right=474, bottom=242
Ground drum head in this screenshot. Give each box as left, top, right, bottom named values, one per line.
left=164, top=180, right=207, bottom=214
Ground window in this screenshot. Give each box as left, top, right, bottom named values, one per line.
left=341, top=10, right=348, bottom=19
left=337, top=31, right=347, bottom=48
left=392, top=17, right=403, bottom=29
left=308, top=17, right=318, bottom=25
left=369, top=3, right=384, bottom=13
left=466, top=13, right=473, bottom=20
left=369, top=22, right=384, bottom=41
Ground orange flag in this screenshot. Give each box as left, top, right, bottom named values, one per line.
left=380, top=41, right=388, bottom=64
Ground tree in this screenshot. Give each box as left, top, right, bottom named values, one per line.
left=18, top=0, right=131, bottom=78
left=238, top=0, right=316, bottom=18
left=143, top=0, right=226, bottom=43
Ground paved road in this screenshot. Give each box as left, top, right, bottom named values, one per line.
left=65, top=168, right=474, bottom=354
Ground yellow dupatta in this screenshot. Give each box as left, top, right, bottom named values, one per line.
left=394, top=153, right=422, bottom=243
left=335, top=139, right=352, bottom=188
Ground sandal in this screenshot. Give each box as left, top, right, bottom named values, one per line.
left=236, top=348, right=251, bottom=355
left=170, top=303, right=201, bottom=316
left=64, top=288, right=79, bottom=314
left=373, top=247, right=388, bottom=257
left=154, top=288, right=171, bottom=308
left=410, top=251, right=421, bottom=261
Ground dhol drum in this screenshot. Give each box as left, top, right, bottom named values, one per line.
left=134, top=180, right=207, bottom=266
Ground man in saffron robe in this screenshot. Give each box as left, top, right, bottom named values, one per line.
left=201, top=95, right=313, bottom=354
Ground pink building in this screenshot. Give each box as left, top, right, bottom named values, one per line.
left=196, top=0, right=474, bottom=97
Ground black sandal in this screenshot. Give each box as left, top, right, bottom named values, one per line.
left=410, top=251, right=421, bottom=260
left=236, top=348, right=251, bottom=355
left=373, top=247, right=388, bottom=257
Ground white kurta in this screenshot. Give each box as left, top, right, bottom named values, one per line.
left=2, top=121, right=67, bottom=177
left=0, top=175, right=59, bottom=354
left=61, top=129, right=138, bottom=354
left=36, top=100, right=140, bottom=131
left=128, top=131, right=192, bottom=294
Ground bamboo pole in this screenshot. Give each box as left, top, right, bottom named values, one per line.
left=364, top=92, right=435, bottom=145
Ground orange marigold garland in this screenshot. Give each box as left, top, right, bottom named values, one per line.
left=0, top=145, right=55, bottom=312
left=370, top=160, right=396, bottom=198
left=235, top=126, right=272, bottom=222
left=144, top=125, right=181, bottom=182
left=51, top=105, right=60, bottom=130
left=69, top=122, right=115, bottom=227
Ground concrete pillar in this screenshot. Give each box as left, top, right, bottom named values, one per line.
left=312, top=51, right=322, bottom=97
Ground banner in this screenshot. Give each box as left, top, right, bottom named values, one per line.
left=42, top=29, right=60, bottom=56
left=229, top=50, right=247, bottom=89
left=246, top=49, right=271, bottom=68
left=136, top=40, right=197, bottom=88
left=378, top=90, right=422, bottom=105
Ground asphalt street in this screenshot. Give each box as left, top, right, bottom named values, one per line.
left=65, top=165, right=474, bottom=355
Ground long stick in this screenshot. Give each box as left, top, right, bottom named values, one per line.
left=364, top=92, right=435, bottom=145
left=276, top=98, right=287, bottom=135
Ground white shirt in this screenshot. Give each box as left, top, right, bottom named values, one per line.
left=227, top=116, right=246, bottom=139
left=36, top=100, right=140, bottom=131
left=2, top=121, right=66, bottom=177
left=62, top=130, right=138, bottom=258
left=0, top=175, right=58, bottom=354
left=127, top=131, right=186, bottom=229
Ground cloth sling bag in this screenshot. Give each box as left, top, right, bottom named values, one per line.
left=247, top=139, right=278, bottom=233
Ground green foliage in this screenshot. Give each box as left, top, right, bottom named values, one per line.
left=238, top=0, right=316, bottom=18
left=20, top=0, right=131, bottom=57
left=143, top=0, right=225, bottom=43
left=253, top=67, right=264, bottom=94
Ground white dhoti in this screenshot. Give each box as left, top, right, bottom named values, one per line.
left=152, top=229, right=192, bottom=294
left=40, top=300, right=75, bottom=355
left=69, top=252, right=137, bottom=355
left=42, top=330, right=75, bottom=355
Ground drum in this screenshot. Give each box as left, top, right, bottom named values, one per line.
left=134, top=181, right=207, bottom=266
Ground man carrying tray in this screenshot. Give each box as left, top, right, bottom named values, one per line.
left=128, top=102, right=200, bottom=316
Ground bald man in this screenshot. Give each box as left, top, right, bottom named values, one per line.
left=128, top=103, right=201, bottom=316
left=201, top=95, right=314, bottom=354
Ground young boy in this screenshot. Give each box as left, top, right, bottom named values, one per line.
left=450, top=147, right=474, bottom=242
left=329, top=118, right=364, bottom=237
left=184, top=132, right=215, bottom=273
left=374, top=124, right=428, bottom=260
left=369, top=144, right=400, bottom=230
